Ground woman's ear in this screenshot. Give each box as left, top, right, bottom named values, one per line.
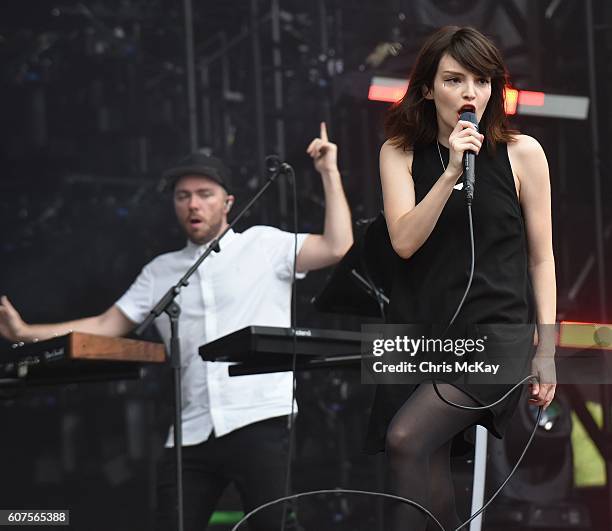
left=422, top=85, right=434, bottom=100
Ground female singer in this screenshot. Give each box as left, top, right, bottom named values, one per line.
left=365, top=26, right=557, bottom=530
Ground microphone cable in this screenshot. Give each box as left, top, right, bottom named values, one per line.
left=445, top=204, right=475, bottom=332
left=232, top=374, right=542, bottom=531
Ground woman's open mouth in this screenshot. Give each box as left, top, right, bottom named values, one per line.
left=457, top=104, right=476, bottom=119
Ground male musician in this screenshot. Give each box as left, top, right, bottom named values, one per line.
left=0, top=123, right=353, bottom=530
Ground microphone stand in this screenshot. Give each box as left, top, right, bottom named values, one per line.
left=134, top=159, right=289, bottom=531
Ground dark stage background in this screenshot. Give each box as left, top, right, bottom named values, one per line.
left=1, top=1, right=611, bottom=530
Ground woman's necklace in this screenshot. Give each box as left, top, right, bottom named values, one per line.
left=436, top=140, right=446, bottom=172
left=437, top=140, right=464, bottom=190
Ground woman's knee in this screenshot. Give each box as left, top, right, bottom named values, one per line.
left=385, top=422, right=428, bottom=460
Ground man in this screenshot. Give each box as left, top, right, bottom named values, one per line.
left=0, top=122, right=353, bottom=530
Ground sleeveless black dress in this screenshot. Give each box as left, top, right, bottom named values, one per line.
left=365, top=141, right=535, bottom=454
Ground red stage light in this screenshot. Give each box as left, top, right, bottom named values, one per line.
left=368, top=84, right=408, bottom=103
left=504, top=87, right=519, bottom=115
left=518, top=90, right=546, bottom=107
left=368, top=79, right=585, bottom=119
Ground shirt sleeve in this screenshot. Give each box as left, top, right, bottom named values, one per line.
left=270, top=229, right=310, bottom=281
left=115, top=262, right=156, bottom=324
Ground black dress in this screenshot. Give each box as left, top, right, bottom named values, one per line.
left=365, top=140, right=535, bottom=454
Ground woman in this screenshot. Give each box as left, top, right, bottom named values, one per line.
left=365, top=26, right=557, bottom=530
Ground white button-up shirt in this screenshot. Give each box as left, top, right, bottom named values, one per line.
left=115, top=226, right=308, bottom=446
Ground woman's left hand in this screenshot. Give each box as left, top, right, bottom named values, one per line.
left=528, top=352, right=556, bottom=409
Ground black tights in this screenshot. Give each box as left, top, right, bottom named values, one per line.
left=386, top=383, right=483, bottom=531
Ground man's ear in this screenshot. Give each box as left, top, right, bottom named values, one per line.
left=422, top=85, right=434, bottom=100
left=224, top=194, right=235, bottom=212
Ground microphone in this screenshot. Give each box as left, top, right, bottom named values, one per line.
left=460, top=110, right=478, bottom=204
left=264, top=155, right=292, bottom=180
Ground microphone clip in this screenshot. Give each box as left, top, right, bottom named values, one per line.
left=265, top=155, right=292, bottom=180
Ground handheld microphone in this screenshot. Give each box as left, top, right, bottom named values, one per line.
left=460, top=110, right=478, bottom=204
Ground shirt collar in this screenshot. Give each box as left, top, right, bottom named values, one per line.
left=185, top=228, right=238, bottom=258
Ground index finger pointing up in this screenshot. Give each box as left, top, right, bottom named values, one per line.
left=320, top=121, right=328, bottom=142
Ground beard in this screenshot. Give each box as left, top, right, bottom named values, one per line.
left=185, top=215, right=225, bottom=245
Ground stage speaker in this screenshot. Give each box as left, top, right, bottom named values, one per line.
left=484, top=390, right=593, bottom=528
left=487, top=389, right=573, bottom=504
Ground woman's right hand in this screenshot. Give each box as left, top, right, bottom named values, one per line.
left=0, top=296, right=27, bottom=342
left=447, top=120, right=484, bottom=178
